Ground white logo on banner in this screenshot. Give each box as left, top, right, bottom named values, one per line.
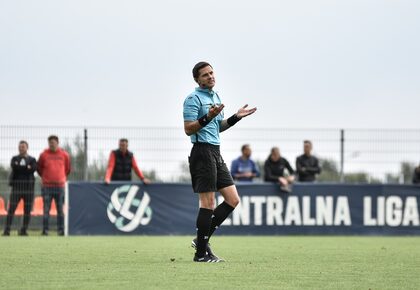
left=106, top=185, right=152, bottom=232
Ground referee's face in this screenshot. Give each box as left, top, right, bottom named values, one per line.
left=196, top=66, right=216, bottom=89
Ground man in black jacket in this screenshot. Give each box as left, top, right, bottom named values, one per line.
left=104, top=139, right=151, bottom=184
left=413, top=163, right=420, bottom=184
left=296, top=140, right=321, bottom=182
left=3, top=141, right=37, bottom=236
left=264, top=147, right=295, bottom=192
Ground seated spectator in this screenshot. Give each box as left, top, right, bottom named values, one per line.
left=231, top=144, right=260, bottom=182
left=264, top=147, right=295, bottom=192
left=296, top=140, right=321, bottom=182
left=413, top=163, right=420, bottom=184
left=105, top=138, right=151, bottom=184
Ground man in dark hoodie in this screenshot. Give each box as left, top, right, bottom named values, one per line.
left=264, top=147, right=295, bottom=192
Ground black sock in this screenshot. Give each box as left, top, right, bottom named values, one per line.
left=196, top=208, right=214, bottom=257
left=208, top=201, right=235, bottom=238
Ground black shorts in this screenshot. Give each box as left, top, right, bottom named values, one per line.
left=188, top=143, right=234, bottom=193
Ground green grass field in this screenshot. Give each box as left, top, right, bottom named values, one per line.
left=1, top=235, right=419, bottom=290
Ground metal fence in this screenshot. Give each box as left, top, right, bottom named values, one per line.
left=1, top=125, right=419, bottom=232
left=0, top=125, right=419, bottom=186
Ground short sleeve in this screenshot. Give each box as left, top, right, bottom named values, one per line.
left=183, top=95, right=200, bottom=121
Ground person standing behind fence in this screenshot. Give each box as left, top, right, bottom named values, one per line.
left=296, top=140, right=321, bottom=182
left=3, top=141, right=37, bottom=236
left=37, top=135, right=71, bottom=236
left=230, top=144, right=260, bottom=182
left=413, top=162, right=420, bottom=184
left=104, top=138, right=151, bottom=184
left=264, top=147, right=295, bottom=192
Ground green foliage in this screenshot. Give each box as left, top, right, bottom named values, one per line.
left=385, top=162, right=416, bottom=184
left=0, top=164, right=10, bottom=197
left=132, top=169, right=161, bottom=182
left=87, top=159, right=107, bottom=181
left=0, top=164, right=9, bottom=180
left=62, top=135, right=86, bottom=181
left=385, top=173, right=400, bottom=184
left=344, top=172, right=370, bottom=183
left=318, top=159, right=382, bottom=183
left=255, top=159, right=265, bottom=181
left=318, top=159, right=340, bottom=182
left=177, top=162, right=191, bottom=183
left=400, top=161, right=416, bottom=184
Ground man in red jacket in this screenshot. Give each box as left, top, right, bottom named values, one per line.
left=37, top=135, right=71, bottom=236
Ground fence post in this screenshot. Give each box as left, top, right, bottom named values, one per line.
left=340, top=129, right=345, bottom=183
left=84, top=128, right=88, bottom=181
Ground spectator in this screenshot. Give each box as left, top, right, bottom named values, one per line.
left=264, top=147, right=295, bottom=192
left=413, top=163, right=420, bottom=184
left=37, top=135, right=71, bottom=236
left=104, top=138, right=151, bottom=184
left=3, top=141, right=37, bottom=236
left=230, top=144, right=260, bottom=182
left=296, top=140, right=321, bottom=182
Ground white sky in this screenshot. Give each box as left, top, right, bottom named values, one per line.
left=0, top=0, right=419, bottom=129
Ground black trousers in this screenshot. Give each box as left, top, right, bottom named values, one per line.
left=4, top=189, right=34, bottom=231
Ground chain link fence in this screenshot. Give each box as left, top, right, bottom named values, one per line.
left=1, top=125, right=419, bottom=185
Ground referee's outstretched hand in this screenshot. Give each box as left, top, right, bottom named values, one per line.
left=208, top=104, right=225, bottom=119
left=236, top=104, right=257, bottom=118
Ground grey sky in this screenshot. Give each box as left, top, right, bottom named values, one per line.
left=1, top=0, right=419, bottom=129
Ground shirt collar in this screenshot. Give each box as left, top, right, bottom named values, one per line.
left=195, top=87, right=216, bottom=96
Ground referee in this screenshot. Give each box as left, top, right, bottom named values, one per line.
left=183, top=62, right=257, bottom=262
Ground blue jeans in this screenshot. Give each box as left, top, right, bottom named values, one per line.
left=42, top=187, right=64, bottom=232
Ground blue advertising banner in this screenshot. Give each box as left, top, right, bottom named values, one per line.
left=68, top=182, right=420, bottom=235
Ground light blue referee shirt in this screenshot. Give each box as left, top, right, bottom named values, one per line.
left=183, top=87, right=224, bottom=145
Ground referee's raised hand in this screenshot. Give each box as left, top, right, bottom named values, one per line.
left=208, top=104, right=225, bottom=119
left=236, top=104, right=257, bottom=118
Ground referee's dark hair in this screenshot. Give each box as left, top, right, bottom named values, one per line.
left=192, top=61, right=212, bottom=79
left=119, top=138, right=128, bottom=143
